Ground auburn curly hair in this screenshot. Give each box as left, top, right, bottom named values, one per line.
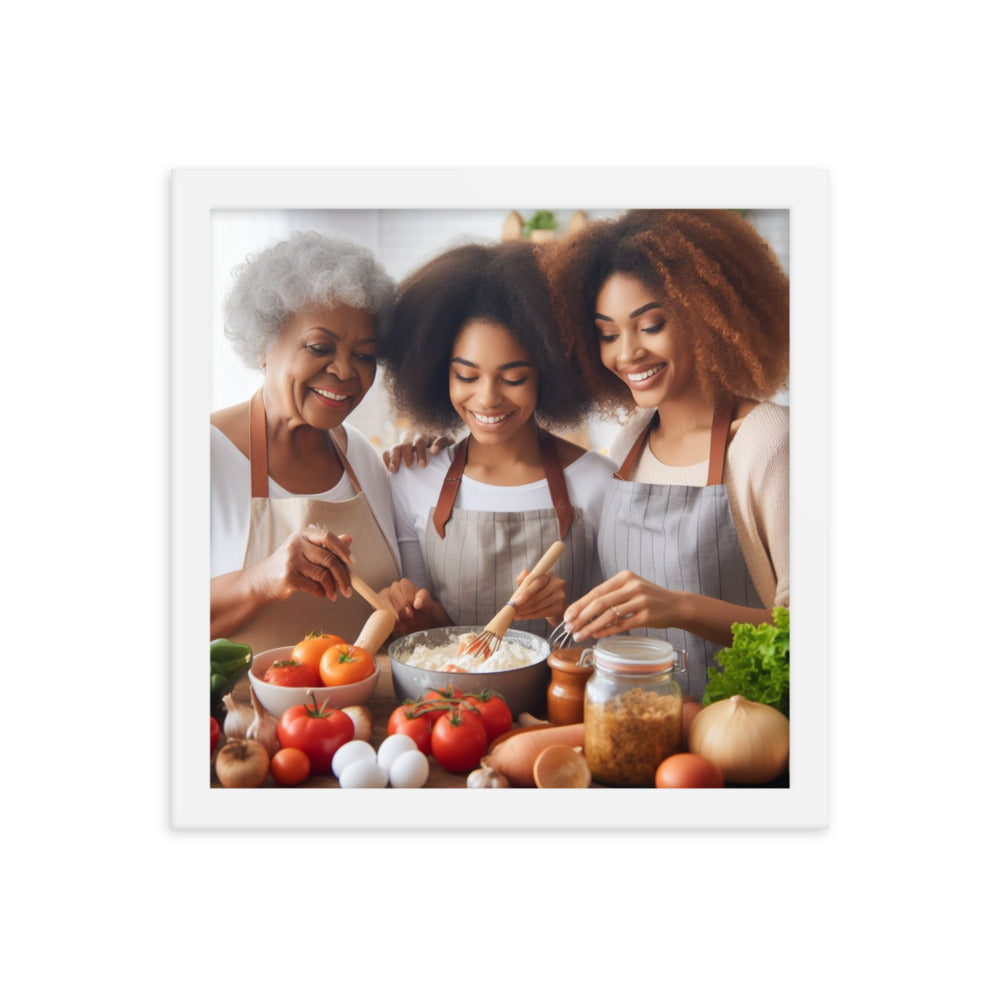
left=539, top=210, right=789, bottom=415
left=378, top=240, right=594, bottom=434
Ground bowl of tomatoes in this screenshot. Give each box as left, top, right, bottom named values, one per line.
left=248, top=632, right=380, bottom=717
left=387, top=625, right=550, bottom=719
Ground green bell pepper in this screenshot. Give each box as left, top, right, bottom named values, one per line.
left=210, top=638, right=253, bottom=708
left=209, top=638, right=253, bottom=677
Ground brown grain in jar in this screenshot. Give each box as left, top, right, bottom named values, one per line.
left=580, top=637, right=685, bottom=786
left=584, top=687, right=682, bottom=786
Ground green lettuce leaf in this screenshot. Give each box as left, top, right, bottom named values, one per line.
left=703, top=606, right=789, bottom=716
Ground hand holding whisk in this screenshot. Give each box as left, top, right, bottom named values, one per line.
left=547, top=619, right=575, bottom=650
left=462, top=541, right=566, bottom=661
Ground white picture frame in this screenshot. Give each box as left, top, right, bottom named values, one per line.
left=171, top=168, right=829, bottom=830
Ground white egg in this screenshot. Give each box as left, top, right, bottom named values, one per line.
left=389, top=750, right=430, bottom=789
left=377, top=733, right=419, bottom=773
left=332, top=740, right=377, bottom=778
left=338, top=759, right=388, bottom=789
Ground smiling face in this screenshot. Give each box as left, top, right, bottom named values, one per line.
left=449, top=319, right=538, bottom=447
left=262, top=305, right=377, bottom=429
left=594, top=272, right=698, bottom=407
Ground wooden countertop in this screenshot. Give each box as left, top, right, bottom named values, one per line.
left=210, top=655, right=789, bottom=790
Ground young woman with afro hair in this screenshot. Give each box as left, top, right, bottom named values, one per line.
left=376, top=239, right=615, bottom=639
left=541, top=209, right=790, bottom=700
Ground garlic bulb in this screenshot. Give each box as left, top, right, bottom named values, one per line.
left=222, top=693, right=253, bottom=741
left=467, top=763, right=510, bottom=789
left=246, top=687, right=280, bottom=758
left=688, top=695, right=789, bottom=785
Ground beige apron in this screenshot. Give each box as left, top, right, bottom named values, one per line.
left=230, top=390, right=401, bottom=653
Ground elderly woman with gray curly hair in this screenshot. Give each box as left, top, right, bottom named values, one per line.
left=211, top=230, right=403, bottom=651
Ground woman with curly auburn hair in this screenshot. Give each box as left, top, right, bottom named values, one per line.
left=542, top=209, right=790, bottom=699
left=376, top=240, right=615, bottom=638
left=210, top=230, right=404, bottom=650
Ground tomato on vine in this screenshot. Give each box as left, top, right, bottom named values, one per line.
left=431, top=708, right=488, bottom=774
left=387, top=703, right=434, bottom=755
left=419, top=684, right=464, bottom=724
left=462, top=691, right=512, bottom=743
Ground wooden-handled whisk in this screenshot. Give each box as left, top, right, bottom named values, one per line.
left=462, top=541, right=566, bottom=661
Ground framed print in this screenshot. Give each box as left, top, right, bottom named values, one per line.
left=171, top=168, right=828, bottom=830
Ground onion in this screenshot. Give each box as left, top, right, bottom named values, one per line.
left=341, top=705, right=373, bottom=743
left=681, top=699, right=703, bottom=751
left=215, top=739, right=270, bottom=788
left=688, top=695, right=789, bottom=785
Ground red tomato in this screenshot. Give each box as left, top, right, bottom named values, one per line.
left=292, top=631, right=346, bottom=670
left=277, top=696, right=354, bottom=774
left=387, top=704, right=434, bottom=755
left=431, top=708, right=488, bottom=774
left=210, top=716, right=220, bottom=755
left=462, top=692, right=512, bottom=742
left=264, top=658, right=322, bottom=687
left=319, top=644, right=376, bottom=686
left=425, top=684, right=464, bottom=701
left=655, top=753, right=725, bottom=789
left=420, top=684, right=464, bottom=722
left=270, top=747, right=311, bottom=786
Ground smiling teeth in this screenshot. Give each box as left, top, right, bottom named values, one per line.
left=314, top=388, right=349, bottom=400
left=472, top=412, right=510, bottom=424
left=627, top=365, right=665, bottom=383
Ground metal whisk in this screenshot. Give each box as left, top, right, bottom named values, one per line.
left=547, top=619, right=575, bottom=650
left=462, top=541, right=566, bottom=661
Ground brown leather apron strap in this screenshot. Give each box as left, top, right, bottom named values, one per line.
left=431, top=429, right=576, bottom=540
left=248, top=388, right=362, bottom=499
left=249, top=389, right=270, bottom=499
left=706, top=400, right=737, bottom=487
left=328, top=434, right=363, bottom=494
left=431, top=436, right=469, bottom=538
left=613, top=415, right=656, bottom=482
left=539, top=430, right=575, bottom=539
left=615, top=403, right=736, bottom=486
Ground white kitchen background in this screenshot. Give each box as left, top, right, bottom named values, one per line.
left=211, top=209, right=789, bottom=453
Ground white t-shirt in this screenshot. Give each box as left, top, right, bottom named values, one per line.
left=389, top=444, right=615, bottom=595
left=210, top=423, right=400, bottom=577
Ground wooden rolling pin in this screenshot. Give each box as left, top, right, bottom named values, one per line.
left=349, top=571, right=397, bottom=619
left=353, top=608, right=397, bottom=656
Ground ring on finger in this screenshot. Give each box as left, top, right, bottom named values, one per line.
left=609, top=605, right=621, bottom=622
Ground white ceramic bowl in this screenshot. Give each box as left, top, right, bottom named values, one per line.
left=387, top=626, right=550, bottom=718
left=248, top=645, right=379, bottom=718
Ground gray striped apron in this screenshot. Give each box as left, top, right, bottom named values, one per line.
left=424, top=432, right=592, bottom=638
left=597, top=403, right=763, bottom=699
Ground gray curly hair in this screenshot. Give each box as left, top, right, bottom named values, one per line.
left=223, top=230, right=397, bottom=369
